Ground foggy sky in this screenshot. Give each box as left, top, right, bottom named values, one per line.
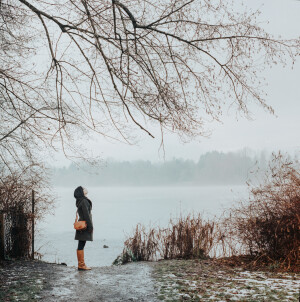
left=50, top=0, right=300, bottom=166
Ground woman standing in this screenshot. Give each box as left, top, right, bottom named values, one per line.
left=74, top=186, right=93, bottom=270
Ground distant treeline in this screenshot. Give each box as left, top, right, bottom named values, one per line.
left=49, top=151, right=267, bottom=186
left=51, top=151, right=269, bottom=186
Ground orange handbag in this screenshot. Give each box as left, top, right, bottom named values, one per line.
left=74, top=211, right=87, bottom=231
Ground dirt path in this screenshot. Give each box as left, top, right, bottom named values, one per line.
left=42, top=262, right=159, bottom=302
left=0, top=260, right=159, bottom=302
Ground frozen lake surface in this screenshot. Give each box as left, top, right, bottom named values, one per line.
left=36, top=185, right=248, bottom=267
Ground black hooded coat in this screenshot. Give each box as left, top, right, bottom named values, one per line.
left=74, top=186, right=93, bottom=241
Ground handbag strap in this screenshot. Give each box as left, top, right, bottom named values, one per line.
left=75, top=210, right=78, bottom=223
left=75, top=199, right=83, bottom=223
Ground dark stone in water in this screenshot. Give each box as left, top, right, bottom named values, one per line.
left=103, top=245, right=109, bottom=248
left=60, top=263, right=67, bottom=266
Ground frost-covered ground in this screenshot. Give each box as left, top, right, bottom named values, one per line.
left=153, top=259, right=300, bottom=301
left=0, top=260, right=56, bottom=301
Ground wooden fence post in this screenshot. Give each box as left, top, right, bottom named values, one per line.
left=32, top=190, right=35, bottom=260
left=0, top=213, right=5, bottom=259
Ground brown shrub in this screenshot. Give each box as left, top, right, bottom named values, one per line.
left=223, top=153, right=300, bottom=271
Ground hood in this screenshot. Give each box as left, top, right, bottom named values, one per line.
left=74, top=186, right=84, bottom=199
left=74, top=186, right=84, bottom=206
left=74, top=186, right=92, bottom=208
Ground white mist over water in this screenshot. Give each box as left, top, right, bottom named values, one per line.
left=36, top=185, right=248, bottom=267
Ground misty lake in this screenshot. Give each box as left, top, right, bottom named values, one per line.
left=36, top=185, right=248, bottom=267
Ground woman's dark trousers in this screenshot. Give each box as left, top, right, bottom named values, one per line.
left=78, top=240, right=86, bottom=250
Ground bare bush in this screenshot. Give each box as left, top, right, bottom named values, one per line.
left=222, top=153, right=300, bottom=271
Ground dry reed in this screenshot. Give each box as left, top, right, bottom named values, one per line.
left=114, top=214, right=217, bottom=265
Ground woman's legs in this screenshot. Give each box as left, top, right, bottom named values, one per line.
left=78, top=240, right=86, bottom=250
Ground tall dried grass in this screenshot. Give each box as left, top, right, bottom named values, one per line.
left=158, top=215, right=216, bottom=260
left=114, top=214, right=217, bottom=265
